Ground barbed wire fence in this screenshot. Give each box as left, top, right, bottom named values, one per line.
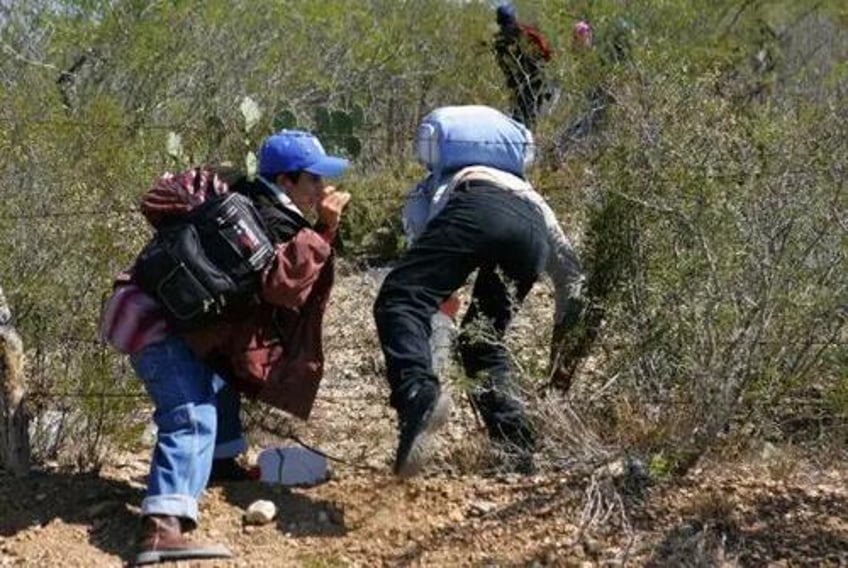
left=2, top=109, right=847, bottom=473
left=0, top=160, right=848, bottom=470
left=0, top=13, right=844, bottom=568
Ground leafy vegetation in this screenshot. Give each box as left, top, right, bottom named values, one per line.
left=0, top=0, right=844, bottom=471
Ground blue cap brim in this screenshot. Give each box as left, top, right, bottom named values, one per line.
left=304, top=156, right=349, bottom=178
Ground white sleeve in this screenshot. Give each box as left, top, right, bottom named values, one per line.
left=401, top=183, right=430, bottom=247
left=531, top=194, right=585, bottom=325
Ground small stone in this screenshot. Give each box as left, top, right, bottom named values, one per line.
left=760, top=442, right=781, bottom=461
left=600, top=458, right=627, bottom=478
left=317, top=511, right=329, bottom=524
left=582, top=536, right=601, bottom=557
left=469, top=500, right=498, bottom=517
left=141, top=422, right=158, bottom=447
left=243, top=500, right=276, bottom=525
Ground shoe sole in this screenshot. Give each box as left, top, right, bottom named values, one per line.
left=395, top=391, right=453, bottom=479
left=135, top=546, right=232, bottom=566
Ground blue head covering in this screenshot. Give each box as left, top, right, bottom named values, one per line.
left=496, top=4, right=517, bottom=26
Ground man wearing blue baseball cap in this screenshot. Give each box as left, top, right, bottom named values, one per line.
left=101, top=129, right=350, bottom=565
left=259, top=130, right=350, bottom=178
left=493, top=3, right=553, bottom=129
left=257, top=129, right=351, bottom=220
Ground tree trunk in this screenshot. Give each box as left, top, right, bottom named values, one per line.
left=0, top=286, right=29, bottom=476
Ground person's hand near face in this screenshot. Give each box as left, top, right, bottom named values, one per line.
left=317, top=185, right=352, bottom=231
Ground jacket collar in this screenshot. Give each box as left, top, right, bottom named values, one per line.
left=256, top=175, right=306, bottom=219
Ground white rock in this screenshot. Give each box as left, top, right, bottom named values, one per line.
left=243, top=500, right=276, bottom=525
left=469, top=500, right=498, bottom=516
left=141, top=421, right=158, bottom=447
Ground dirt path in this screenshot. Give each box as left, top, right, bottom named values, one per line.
left=1, top=455, right=847, bottom=566
left=2, top=272, right=847, bottom=566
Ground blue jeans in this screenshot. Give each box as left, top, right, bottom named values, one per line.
left=130, top=335, right=246, bottom=523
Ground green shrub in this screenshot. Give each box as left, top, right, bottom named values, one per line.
left=0, top=0, right=843, bottom=471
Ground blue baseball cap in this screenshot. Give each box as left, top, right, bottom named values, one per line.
left=258, top=130, right=349, bottom=178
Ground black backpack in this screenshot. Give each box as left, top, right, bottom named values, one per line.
left=133, top=192, right=276, bottom=331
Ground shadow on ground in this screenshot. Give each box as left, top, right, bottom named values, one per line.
left=646, top=487, right=848, bottom=566
left=220, top=480, right=347, bottom=538
left=0, top=467, right=143, bottom=561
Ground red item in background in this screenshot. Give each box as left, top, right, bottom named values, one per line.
left=573, top=20, right=593, bottom=49
left=438, top=293, right=462, bottom=319
left=519, top=23, right=553, bottom=61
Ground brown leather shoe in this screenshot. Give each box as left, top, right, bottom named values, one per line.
left=134, top=515, right=232, bottom=566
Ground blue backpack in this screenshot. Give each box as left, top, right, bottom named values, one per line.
left=414, top=105, right=535, bottom=179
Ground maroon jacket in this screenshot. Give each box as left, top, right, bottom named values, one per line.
left=141, top=168, right=335, bottom=419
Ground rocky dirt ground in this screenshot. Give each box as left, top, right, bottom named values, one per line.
left=1, top=270, right=847, bottom=567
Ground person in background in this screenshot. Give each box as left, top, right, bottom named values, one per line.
left=493, top=3, right=554, bottom=129
left=374, top=105, right=588, bottom=478
left=572, top=19, right=593, bottom=50
left=100, top=131, right=350, bottom=565
left=557, top=17, right=635, bottom=152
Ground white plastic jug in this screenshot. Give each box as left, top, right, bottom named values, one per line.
left=430, top=311, right=456, bottom=377
left=430, top=294, right=460, bottom=377
left=256, top=446, right=330, bottom=487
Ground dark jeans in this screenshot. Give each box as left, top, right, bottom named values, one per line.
left=374, top=184, right=549, bottom=449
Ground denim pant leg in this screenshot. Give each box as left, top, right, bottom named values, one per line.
left=212, top=379, right=246, bottom=459
left=130, top=335, right=223, bottom=523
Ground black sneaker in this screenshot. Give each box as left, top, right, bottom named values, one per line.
left=394, top=382, right=453, bottom=478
